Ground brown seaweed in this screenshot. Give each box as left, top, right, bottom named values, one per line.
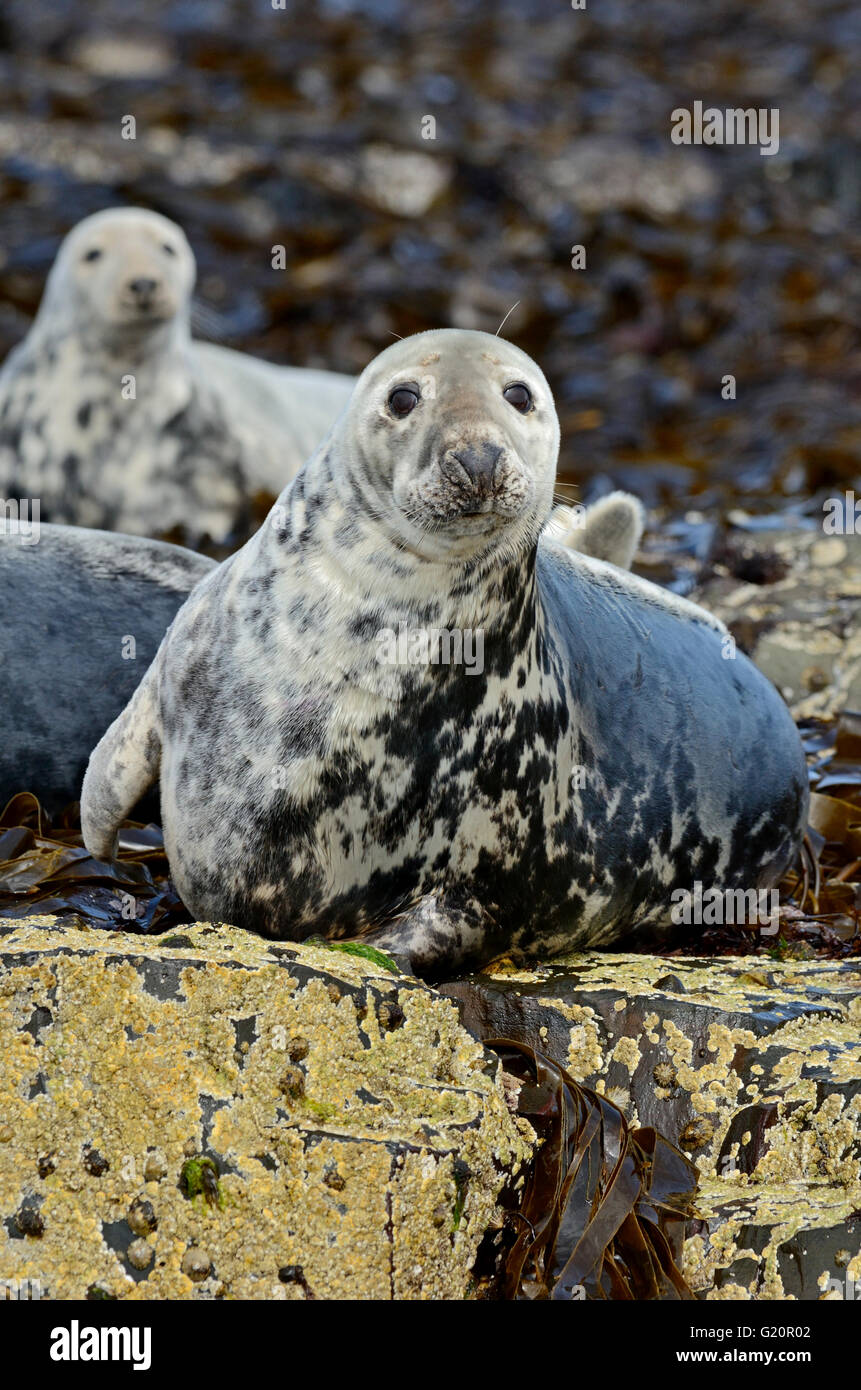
left=0, top=792, right=188, bottom=932
left=483, top=1039, right=698, bottom=1301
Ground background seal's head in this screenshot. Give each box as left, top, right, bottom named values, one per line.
left=341, top=328, right=560, bottom=562
left=34, top=206, right=195, bottom=341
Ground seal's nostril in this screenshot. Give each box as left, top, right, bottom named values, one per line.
left=128, top=278, right=158, bottom=298
left=451, top=443, right=503, bottom=489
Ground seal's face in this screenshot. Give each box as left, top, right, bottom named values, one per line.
left=46, top=208, right=195, bottom=334
left=346, top=329, right=560, bottom=559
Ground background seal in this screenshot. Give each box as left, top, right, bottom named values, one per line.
left=0, top=207, right=354, bottom=547
left=0, top=524, right=215, bottom=812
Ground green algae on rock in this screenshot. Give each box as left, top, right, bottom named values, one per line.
left=304, top=936, right=400, bottom=974
left=179, top=1156, right=225, bottom=1211
left=0, top=917, right=533, bottom=1300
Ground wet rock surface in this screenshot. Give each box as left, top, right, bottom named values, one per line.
left=0, top=918, right=532, bottom=1300
left=442, top=952, right=861, bottom=1299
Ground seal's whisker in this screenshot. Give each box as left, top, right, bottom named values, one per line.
left=495, top=301, right=521, bottom=337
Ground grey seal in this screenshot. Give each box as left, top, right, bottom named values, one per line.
left=0, top=207, right=354, bottom=546
left=0, top=524, right=215, bottom=812
left=0, top=494, right=636, bottom=814
left=81, top=328, right=807, bottom=976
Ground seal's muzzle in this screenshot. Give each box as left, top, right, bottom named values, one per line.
left=440, top=441, right=504, bottom=506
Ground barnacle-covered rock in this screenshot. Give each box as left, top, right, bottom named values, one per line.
left=443, top=952, right=861, bottom=1300
left=0, top=918, right=532, bottom=1301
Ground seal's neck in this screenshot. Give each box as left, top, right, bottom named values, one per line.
left=277, top=440, right=540, bottom=634
left=244, top=440, right=544, bottom=699
left=26, top=306, right=191, bottom=372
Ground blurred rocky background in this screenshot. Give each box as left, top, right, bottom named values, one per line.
left=0, top=0, right=857, bottom=591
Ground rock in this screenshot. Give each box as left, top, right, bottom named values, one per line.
left=514, top=135, right=718, bottom=220
left=0, top=919, right=532, bottom=1301
left=442, top=952, right=861, bottom=1300
left=0, top=116, right=263, bottom=192
left=67, top=33, right=177, bottom=80
left=693, top=525, right=861, bottom=716
left=686, top=1182, right=861, bottom=1300
left=285, top=144, right=452, bottom=219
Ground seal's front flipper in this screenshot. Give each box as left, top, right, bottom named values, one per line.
left=359, top=893, right=506, bottom=981
left=554, top=491, right=645, bottom=570
left=80, top=662, right=162, bottom=862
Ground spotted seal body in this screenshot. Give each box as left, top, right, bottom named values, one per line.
left=0, top=524, right=214, bottom=812
left=0, top=498, right=635, bottom=813
left=81, top=329, right=807, bottom=976
left=0, top=208, right=354, bottom=546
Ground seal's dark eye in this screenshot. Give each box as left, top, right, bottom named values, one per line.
left=503, top=383, right=532, bottom=413
left=162, top=243, right=176, bottom=256
left=83, top=248, right=102, bottom=263
left=388, top=386, right=420, bottom=418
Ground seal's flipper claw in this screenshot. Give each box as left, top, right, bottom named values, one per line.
left=362, top=893, right=505, bottom=980
left=81, top=662, right=162, bottom=863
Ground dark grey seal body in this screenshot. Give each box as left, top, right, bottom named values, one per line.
left=81, top=329, right=807, bottom=977
left=0, top=524, right=214, bottom=812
